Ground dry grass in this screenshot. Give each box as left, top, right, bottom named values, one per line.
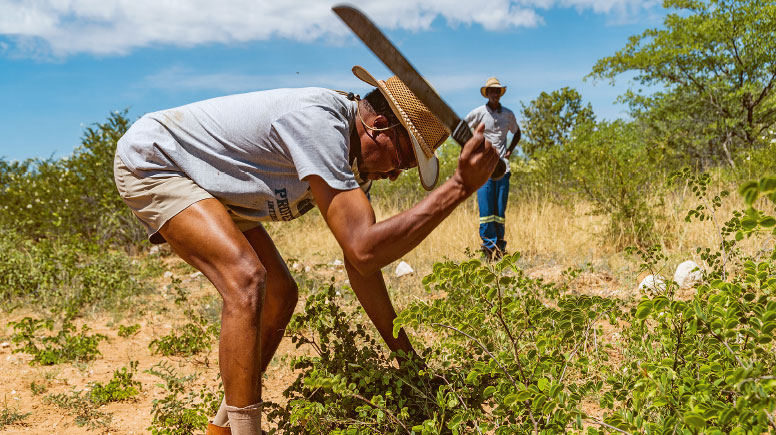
left=265, top=180, right=770, bottom=298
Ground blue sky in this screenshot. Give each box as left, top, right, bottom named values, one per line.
left=0, top=0, right=664, bottom=161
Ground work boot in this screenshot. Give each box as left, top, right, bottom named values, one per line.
left=480, top=246, right=494, bottom=262
left=206, top=424, right=231, bottom=435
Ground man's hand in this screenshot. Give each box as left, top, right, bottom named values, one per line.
left=504, top=150, right=512, bottom=159
left=452, top=123, right=499, bottom=194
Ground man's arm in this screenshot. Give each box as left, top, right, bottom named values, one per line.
left=504, top=122, right=521, bottom=159
left=343, top=257, right=413, bottom=355
left=308, top=123, right=498, bottom=276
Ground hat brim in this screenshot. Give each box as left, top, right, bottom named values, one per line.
left=352, top=65, right=439, bottom=191
left=480, top=86, right=507, bottom=98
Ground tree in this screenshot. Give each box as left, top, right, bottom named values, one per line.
left=590, top=0, right=776, bottom=168
left=519, top=87, right=595, bottom=156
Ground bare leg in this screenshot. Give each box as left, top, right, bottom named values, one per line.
left=242, top=225, right=299, bottom=373
left=160, top=199, right=265, bottom=408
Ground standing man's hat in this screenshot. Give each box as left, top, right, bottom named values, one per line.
left=352, top=65, right=449, bottom=191
left=480, top=77, right=507, bottom=97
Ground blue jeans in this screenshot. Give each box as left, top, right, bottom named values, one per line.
left=477, top=172, right=510, bottom=252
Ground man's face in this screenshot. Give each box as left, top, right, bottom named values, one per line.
left=486, top=87, right=502, bottom=105
left=358, top=124, right=416, bottom=181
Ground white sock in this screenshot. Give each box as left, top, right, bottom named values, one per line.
left=212, top=397, right=229, bottom=426
left=226, top=401, right=262, bottom=435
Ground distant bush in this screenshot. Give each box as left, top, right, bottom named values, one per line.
left=0, top=111, right=145, bottom=247
left=0, top=229, right=155, bottom=316
left=532, top=119, right=664, bottom=247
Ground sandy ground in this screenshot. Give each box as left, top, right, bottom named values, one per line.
left=0, top=254, right=634, bottom=435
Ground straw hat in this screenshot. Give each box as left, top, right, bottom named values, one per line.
left=480, top=77, right=506, bottom=97
left=352, top=65, right=449, bottom=191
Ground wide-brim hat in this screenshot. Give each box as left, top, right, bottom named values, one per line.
left=352, top=65, right=449, bottom=191
left=480, top=77, right=506, bottom=97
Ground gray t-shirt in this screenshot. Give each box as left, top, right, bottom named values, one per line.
left=117, top=88, right=368, bottom=222
left=464, top=104, right=518, bottom=172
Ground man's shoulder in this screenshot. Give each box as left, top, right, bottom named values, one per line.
left=466, top=105, right=489, bottom=116
left=499, top=105, right=516, bottom=116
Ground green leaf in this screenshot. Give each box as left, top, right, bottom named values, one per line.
left=760, top=216, right=776, bottom=228
left=683, top=412, right=706, bottom=429
left=635, top=300, right=653, bottom=319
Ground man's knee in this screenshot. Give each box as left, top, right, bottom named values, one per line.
left=222, top=263, right=268, bottom=317
left=277, top=277, right=299, bottom=318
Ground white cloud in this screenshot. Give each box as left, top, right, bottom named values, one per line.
left=0, top=0, right=658, bottom=58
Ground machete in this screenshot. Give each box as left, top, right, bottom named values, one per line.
left=332, top=4, right=507, bottom=180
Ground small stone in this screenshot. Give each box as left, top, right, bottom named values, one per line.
left=0, top=341, right=9, bottom=349
left=149, top=245, right=161, bottom=255
left=395, top=261, right=414, bottom=277
left=638, top=274, right=666, bottom=296
left=163, top=271, right=173, bottom=279
left=190, top=271, right=203, bottom=278
left=674, top=260, right=703, bottom=289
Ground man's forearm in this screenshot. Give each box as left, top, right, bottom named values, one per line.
left=351, top=175, right=469, bottom=274
left=344, top=258, right=414, bottom=355
left=506, top=132, right=520, bottom=156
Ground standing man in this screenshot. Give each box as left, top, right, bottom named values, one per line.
left=114, top=66, right=499, bottom=435
left=464, top=77, right=521, bottom=261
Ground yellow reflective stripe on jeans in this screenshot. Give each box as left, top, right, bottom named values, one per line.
left=479, top=216, right=497, bottom=223
left=494, top=216, right=505, bottom=224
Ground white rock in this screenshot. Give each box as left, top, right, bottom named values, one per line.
left=304, top=266, right=311, bottom=272
left=674, top=260, right=703, bottom=289
left=189, top=271, right=203, bottom=279
left=395, top=261, right=414, bottom=278
left=330, top=259, right=344, bottom=267
left=149, top=245, right=161, bottom=255
left=163, top=271, right=173, bottom=279
left=0, top=341, right=9, bottom=349
left=638, top=274, right=666, bottom=295
left=292, top=262, right=300, bottom=270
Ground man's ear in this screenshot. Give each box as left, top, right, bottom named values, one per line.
left=372, top=114, right=390, bottom=130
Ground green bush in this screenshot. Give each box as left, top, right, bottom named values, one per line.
left=532, top=119, right=664, bottom=247
left=149, top=310, right=218, bottom=357
left=146, top=361, right=222, bottom=435
left=0, top=230, right=154, bottom=316
left=0, top=111, right=145, bottom=247
left=8, top=317, right=106, bottom=365
left=89, top=360, right=142, bottom=404
left=267, top=175, right=776, bottom=434
left=0, top=401, right=29, bottom=430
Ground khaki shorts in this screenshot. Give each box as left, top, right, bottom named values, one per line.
left=113, top=153, right=260, bottom=244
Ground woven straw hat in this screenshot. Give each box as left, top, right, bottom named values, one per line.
left=352, top=66, right=449, bottom=191
left=480, top=77, right=506, bottom=97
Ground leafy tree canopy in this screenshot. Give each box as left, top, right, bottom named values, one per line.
left=590, top=0, right=776, bottom=167
left=519, top=87, right=595, bottom=156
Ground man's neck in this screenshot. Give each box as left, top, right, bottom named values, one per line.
left=487, top=101, right=501, bottom=111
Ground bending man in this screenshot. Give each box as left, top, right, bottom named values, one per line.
left=113, top=66, right=499, bottom=435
